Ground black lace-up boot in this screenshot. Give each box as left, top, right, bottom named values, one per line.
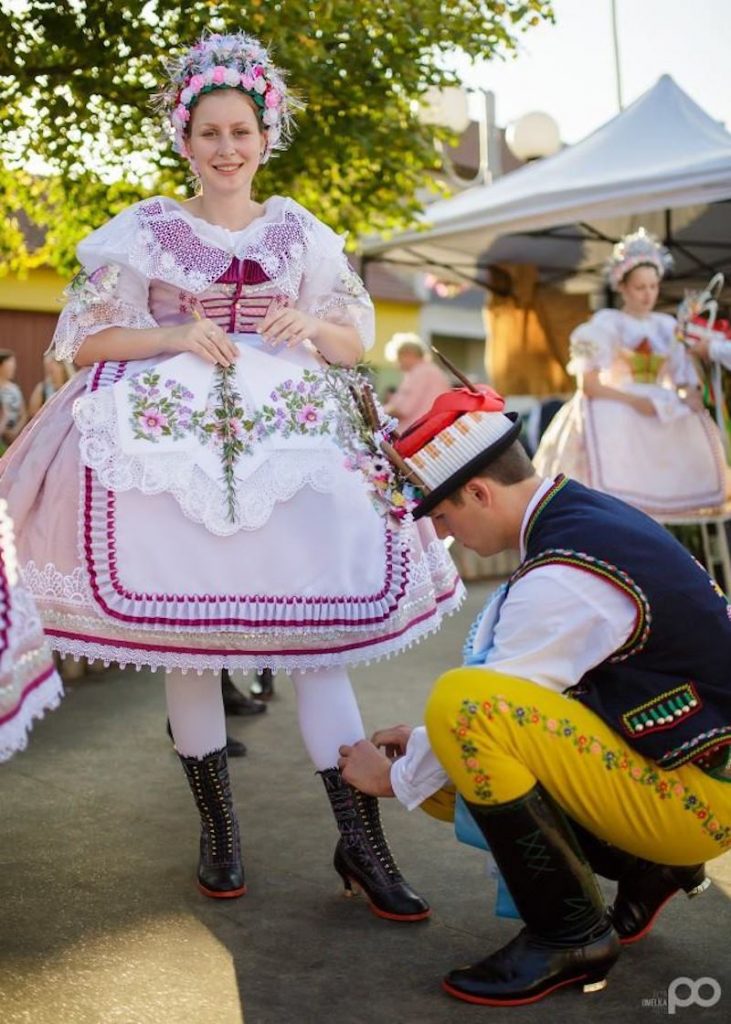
left=318, top=767, right=430, bottom=922
left=568, top=820, right=709, bottom=945
left=178, top=747, right=246, bottom=899
left=442, top=785, right=620, bottom=1006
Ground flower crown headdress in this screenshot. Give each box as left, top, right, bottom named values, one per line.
left=606, top=228, right=673, bottom=291
left=156, top=31, right=301, bottom=162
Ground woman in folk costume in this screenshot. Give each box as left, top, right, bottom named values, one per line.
left=534, top=230, right=728, bottom=515
left=0, top=501, right=63, bottom=763
left=0, top=32, right=463, bottom=915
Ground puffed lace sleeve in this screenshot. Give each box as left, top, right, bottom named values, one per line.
left=51, top=206, right=158, bottom=363
left=566, top=309, right=619, bottom=376
left=296, top=214, right=375, bottom=352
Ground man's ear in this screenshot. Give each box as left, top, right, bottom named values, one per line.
left=463, top=478, right=493, bottom=508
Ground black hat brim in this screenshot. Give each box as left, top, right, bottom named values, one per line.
left=412, top=413, right=522, bottom=520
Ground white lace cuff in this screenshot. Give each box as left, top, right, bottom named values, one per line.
left=51, top=263, right=156, bottom=363
left=312, top=290, right=375, bottom=351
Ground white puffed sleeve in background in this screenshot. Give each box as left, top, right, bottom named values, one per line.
left=661, top=314, right=700, bottom=388
left=297, top=215, right=375, bottom=352
left=710, top=337, right=731, bottom=371
left=50, top=206, right=158, bottom=363
left=566, top=309, right=619, bottom=377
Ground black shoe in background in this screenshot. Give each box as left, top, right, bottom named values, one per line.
left=166, top=718, right=248, bottom=758
left=250, top=667, right=275, bottom=701
left=221, top=668, right=267, bottom=716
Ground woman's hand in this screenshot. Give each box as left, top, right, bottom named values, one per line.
left=173, top=319, right=239, bottom=367
left=630, top=394, right=658, bottom=417
left=260, top=307, right=320, bottom=349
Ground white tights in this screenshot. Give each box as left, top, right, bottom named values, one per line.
left=165, top=666, right=365, bottom=769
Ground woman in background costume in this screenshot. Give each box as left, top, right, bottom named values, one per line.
left=534, top=230, right=727, bottom=514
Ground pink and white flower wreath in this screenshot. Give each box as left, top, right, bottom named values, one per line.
left=605, top=228, right=674, bottom=291
left=157, top=31, right=301, bottom=162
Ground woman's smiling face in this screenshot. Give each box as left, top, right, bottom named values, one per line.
left=185, top=89, right=265, bottom=195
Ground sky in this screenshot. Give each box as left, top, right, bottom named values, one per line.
left=454, top=0, right=731, bottom=143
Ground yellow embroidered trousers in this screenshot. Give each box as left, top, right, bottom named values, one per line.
left=424, top=669, right=731, bottom=866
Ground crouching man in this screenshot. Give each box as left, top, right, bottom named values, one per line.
left=340, top=386, right=731, bottom=1007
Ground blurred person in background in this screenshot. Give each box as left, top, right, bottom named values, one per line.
left=384, top=333, right=450, bottom=433
left=0, top=350, right=27, bottom=453
left=28, top=355, right=73, bottom=418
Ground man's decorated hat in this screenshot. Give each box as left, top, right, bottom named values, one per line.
left=387, top=385, right=521, bottom=519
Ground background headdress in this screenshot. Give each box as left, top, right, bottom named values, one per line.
left=606, top=228, right=673, bottom=291
left=156, top=31, right=301, bottom=162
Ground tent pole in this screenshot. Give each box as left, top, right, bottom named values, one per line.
left=610, top=0, right=624, bottom=110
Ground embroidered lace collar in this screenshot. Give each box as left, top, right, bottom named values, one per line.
left=130, top=195, right=311, bottom=295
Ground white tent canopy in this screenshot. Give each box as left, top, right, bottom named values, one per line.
left=362, top=76, right=731, bottom=291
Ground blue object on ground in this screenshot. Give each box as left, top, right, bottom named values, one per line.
left=454, top=794, right=521, bottom=920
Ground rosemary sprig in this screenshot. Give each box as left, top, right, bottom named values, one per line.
left=215, top=363, right=245, bottom=524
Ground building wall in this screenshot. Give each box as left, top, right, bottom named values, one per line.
left=0, top=270, right=67, bottom=401
left=0, top=268, right=66, bottom=313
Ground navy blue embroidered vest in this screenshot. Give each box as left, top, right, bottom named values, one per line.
left=512, top=476, right=731, bottom=769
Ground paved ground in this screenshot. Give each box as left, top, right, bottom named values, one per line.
left=1, top=581, right=729, bottom=1024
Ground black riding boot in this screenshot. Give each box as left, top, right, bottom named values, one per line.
left=443, top=785, right=620, bottom=1006
left=569, top=819, right=709, bottom=945
left=178, top=747, right=246, bottom=899
left=318, top=767, right=430, bottom=922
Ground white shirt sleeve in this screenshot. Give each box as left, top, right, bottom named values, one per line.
left=390, top=726, right=450, bottom=811
left=389, top=564, right=637, bottom=810
left=484, top=564, right=637, bottom=690
left=710, top=338, right=731, bottom=372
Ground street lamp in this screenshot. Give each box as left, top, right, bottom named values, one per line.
left=420, top=85, right=499, bottom=188
left=505, top=111, right=561, bottom=162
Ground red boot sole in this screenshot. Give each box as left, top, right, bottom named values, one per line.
left=442, top=972, right=603, bottom=1006
left=197, top=882, right=248, bottom=899
left=341, top=877, right=431, bottom=922
left=368, top=902, right=432, bottom=923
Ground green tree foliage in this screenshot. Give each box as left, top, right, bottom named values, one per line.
left=0, top=0, right=552, bottom=274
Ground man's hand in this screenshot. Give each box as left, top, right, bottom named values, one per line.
left=691, top=336, right=710, bottom=360
left=371, top=725, right=413, bottom=760
left=338, top=740, right=395, bottom=797
left=679, top=386, right=705, bottom=412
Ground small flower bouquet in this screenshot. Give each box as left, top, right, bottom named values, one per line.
left=65, top=264, right=121, bottom=308
left=321, top=366, right=424, bottom=521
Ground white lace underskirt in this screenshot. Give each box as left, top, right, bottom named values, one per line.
left=534, top=392, right=728, bottom=515
left=4, top=366, right=465, bottom=672
left=23, top=533, right=464, bottom=673
left=0, top=509, right=64, bottom=762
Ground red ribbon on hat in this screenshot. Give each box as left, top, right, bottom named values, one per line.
left=394, top=386, right=506, bottom=458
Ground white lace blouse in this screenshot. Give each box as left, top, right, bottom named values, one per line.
left=52, top=196, right=375, bottom=362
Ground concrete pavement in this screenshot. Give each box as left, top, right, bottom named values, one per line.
left=1, top=581, right=729, bottom=1024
